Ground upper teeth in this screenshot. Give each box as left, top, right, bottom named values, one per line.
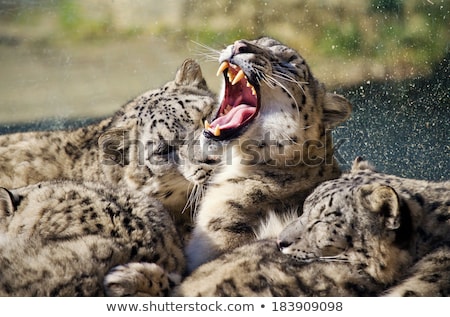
left=245, top=81, right=256, bottom=95
left=228, top=70, right=235, bottom=83
left=216, top=61, right=229, bottom=76
left=217, top=61, right=256, bottom=91
left=232, top=70, right=245, bottom=85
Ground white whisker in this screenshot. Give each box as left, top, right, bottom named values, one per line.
left=189, top=40, right=220, bottom=62
left=272, top=71, right=307, bottom=93
left=263, top=73, right=302, bottom=119
left=182, top=182, right=206, bottom=220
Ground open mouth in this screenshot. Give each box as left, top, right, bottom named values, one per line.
left=203, top=61, right=259, bottom=140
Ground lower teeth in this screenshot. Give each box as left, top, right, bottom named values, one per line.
left=224, top=105, right=232, bottom=115
left=214, top=125, right=221, bottom=136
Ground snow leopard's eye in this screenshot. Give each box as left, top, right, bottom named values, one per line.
left=0, top=188, right=21, bottom=214
left=151, top=141, right=176, bottom=159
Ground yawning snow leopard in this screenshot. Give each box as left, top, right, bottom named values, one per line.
left=185, top=37, right=352, bottom=271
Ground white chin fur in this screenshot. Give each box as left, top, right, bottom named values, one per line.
left=254, top=209, right=300, bottom=240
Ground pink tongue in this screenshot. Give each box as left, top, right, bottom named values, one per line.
left=210, top=104, right=256, bottom=130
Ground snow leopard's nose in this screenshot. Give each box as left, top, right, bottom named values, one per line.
left=232, top=40, right=250, bottom=56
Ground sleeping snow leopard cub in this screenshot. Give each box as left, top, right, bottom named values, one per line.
left=186, top=36, right=352, bottom=271
left=176, top=158, right=450, bottom=296
left=279, top=157, right=450, bottom=296
left=0, top=181, right=184, bottom=296
left=0, top=59, right=216, bottom=238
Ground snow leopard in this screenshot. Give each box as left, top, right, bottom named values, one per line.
left=185, top=37, right=352, bottom=271
left=176, top=158, right=449, bottom=296
left=0, top=180, right=184, bottom=296
left=0, top=59, right=217, bottom=238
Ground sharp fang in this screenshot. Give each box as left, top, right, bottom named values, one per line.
left=251, top=87, right=257, bottom=96
left=217, top=61, right=229, bottom=77
left=232, top=69, right=245, bottom=85
left=213, top=125, right=221, bottom=137
left=204, top=120, right=211, bottom=130
left=228, top=69, right=235, bottom=82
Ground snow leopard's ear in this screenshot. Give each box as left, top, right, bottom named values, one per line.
left=0, top=187, right=17, bottom=217
left=322, top=93, right=352, bottom=128
left=351, top=156, right=377, bottom=173
left=175, top=59, right=209, bottom=90
left=358, top=184, right=401, bottom=230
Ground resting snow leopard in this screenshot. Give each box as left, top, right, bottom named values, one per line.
left=176, top=157, right=450, bottom=296
left=280, top=157, right=450, bottom=296
left=0, top=181, right=184, bottom=296
left=185, top=37, right=352, bottom=271
left=0, top=59, right=216, bottom=237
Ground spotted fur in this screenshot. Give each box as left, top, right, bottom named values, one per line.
left=185, top=37, right=352, bottom=271
left=0, top=181, right=184, bottom=296
left=177, top=158, right=450, bottom=296
left=0, top=59, right=216, bottom=238
left=176, top=239, right=385, bottom=296
left=279, top=157, right=450, bottom=296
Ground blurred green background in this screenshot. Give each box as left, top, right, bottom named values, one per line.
left=0, top=0, right=448, bottom=180
left=0, top=0, right=448, bottom=122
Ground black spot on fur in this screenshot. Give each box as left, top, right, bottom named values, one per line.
left=345, top=235, right=354, bottom=247
left=224, top=222, right=253, bottom=234
left=151, top=253, right=161, bottom=263
left=318, top=168, right=324, bottom=178
left=227, top=200, right=244, bottom=210
left=403, top=290, right=418, bottom=296
left=301, top=94, right=306, bottom=105
left=81, top=197, right=92, bottom=206
left=249, top=189, right=266, bottom=203
left=437, top=213, right=450, bottom=222
left=413, top=193, right=425, bottom=206
left=420, top=273, right=441, bottom=283
left=425, top=200, right=442, bottom=212
left=207, top=218, right=224, bottom=232
left=130, top=245, right=138, bottom=257
left=344, top=282, right=367, bottom=296
left=64, top=142, right=82, bottom=159
left=216, top=278, right=238, bottom=296
left=246, top=274, right=270, bottom=292
left=227, top=177, right=247, bottom=184
left=110, top=229, right=119, bottom=238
